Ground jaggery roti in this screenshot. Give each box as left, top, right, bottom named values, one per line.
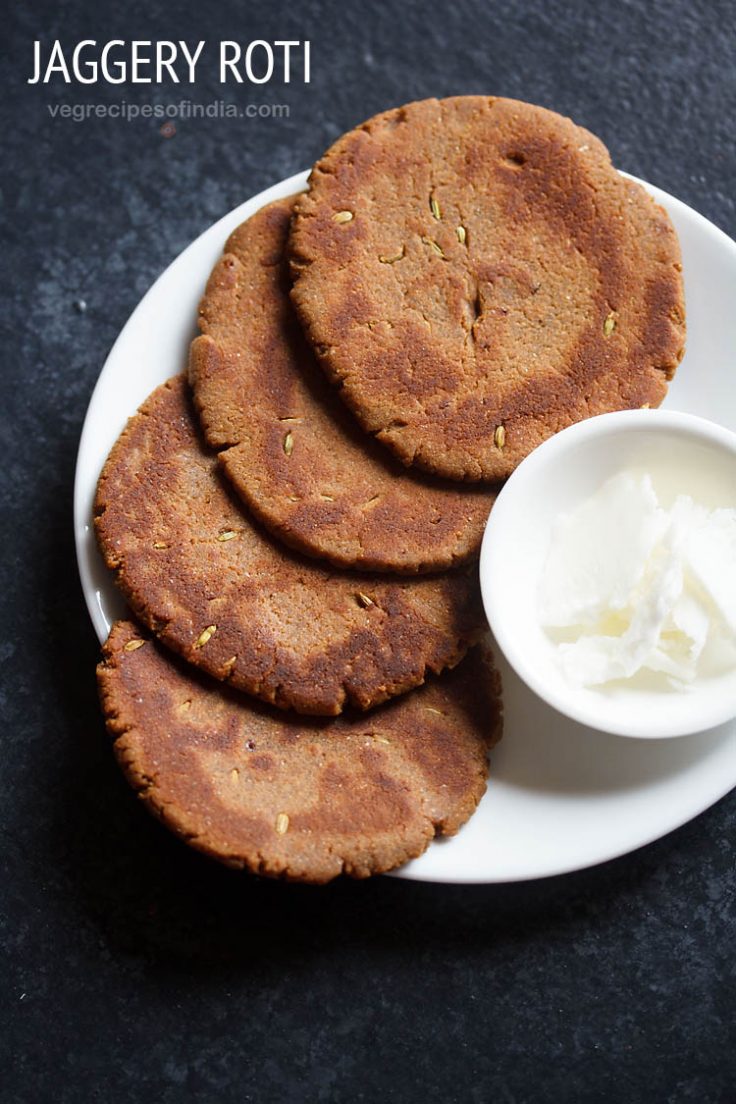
left=94, top=378, right=485, bottom=716
left=289, top=96, right=686, bottom=481
left=190, top=196, right=497, bottom=573
left=98, top=621, right=503, bottom=883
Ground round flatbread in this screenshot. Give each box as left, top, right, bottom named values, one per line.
left=289, top=96, right=686, bottom=481
left=98, top=620, right=503, bottom=883
left=94, top=377, right=485, bottom=716
left=190, top=196, right=497, bottom=573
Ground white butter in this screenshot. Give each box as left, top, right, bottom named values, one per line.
left=539, top=474, right=736, bottom=689
left=538, top=473, right=666, bottom=629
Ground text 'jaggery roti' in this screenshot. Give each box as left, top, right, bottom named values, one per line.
left=190, top=196, right=497, bottom=573
left=98, top=621, right=503, bottom=883
left=289, top=96, right=686, bottom=481
left=94, top=377, right=485, bottom=716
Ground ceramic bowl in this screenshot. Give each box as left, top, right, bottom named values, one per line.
left=480, top=410, right=736, bottom=738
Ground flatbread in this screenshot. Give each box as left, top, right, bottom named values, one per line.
left=99, top=620, right=503, bottom=883
left=94, top=377, right=485, bottom=715
left=289, top=96, right=685, bottom=481
left=190, top=196, right=497, bottom=572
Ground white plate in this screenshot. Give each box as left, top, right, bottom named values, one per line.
left=74, top=170, right=736, bottom=883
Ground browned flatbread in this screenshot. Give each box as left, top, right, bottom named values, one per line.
left=289, top=96, right=686, bottom=482
left=99, top=621, right=503, bottom=883
left=190, top=196, right=497, bottom=573
left=94, top=377, right=485, bottom=716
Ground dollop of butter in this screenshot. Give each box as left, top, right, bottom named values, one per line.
left=538, top=473, right=736, bottom=688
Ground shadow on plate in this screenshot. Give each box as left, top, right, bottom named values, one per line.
left=492, top=657, right=734, bottom=797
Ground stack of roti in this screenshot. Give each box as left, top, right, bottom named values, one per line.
left=94, top=97, right=685, bottom=882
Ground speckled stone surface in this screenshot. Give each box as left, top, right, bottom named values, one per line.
left=2, top=0, right=734, bottom=1100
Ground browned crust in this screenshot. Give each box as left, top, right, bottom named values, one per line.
left=189, top=196, right=498, bottom=573
left=289, top=96, right=686, bottom=482
left=98, top=620, right=503, bottom=883
left=93, top=377, right=486, bottom=716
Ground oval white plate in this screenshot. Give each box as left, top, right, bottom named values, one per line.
left=75, top=170, right=736, bottom=883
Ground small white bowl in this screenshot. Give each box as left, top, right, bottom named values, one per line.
left=480, top=410, right=736, bottom=739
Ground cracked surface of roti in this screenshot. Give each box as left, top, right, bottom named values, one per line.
left=98, top=621, right=503, bottom=883
left=94, top=378, right=485, bottom=715
left=289, top=96, right=686, bottom=481
left=191, top=196, right=497, bottom=572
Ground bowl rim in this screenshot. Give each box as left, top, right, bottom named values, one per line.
left=479, top=408, right=736, bottom=739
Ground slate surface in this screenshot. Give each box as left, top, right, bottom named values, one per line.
left=2, top=0, right=734, bottom=1100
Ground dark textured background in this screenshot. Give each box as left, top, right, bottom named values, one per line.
left=2, top=1, right=735, bottom=1100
